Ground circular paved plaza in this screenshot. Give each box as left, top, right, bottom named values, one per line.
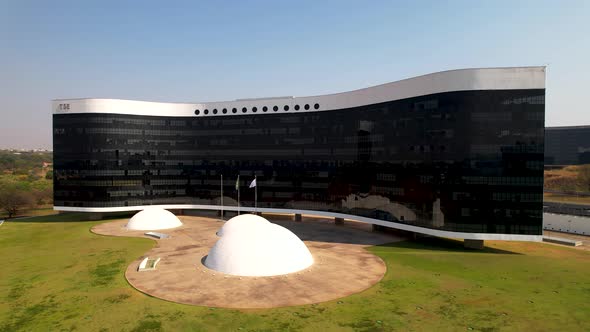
left=92, top=214, right=402, bottom=309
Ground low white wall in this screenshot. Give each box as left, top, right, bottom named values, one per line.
left=54, top=204, right=542, bottom=242
left=543, top=213, right=590, bottom=235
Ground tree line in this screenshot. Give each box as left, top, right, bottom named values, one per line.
left=0, top=150, right=52, bottom=218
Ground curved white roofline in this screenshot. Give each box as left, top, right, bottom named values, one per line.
left=52, top=67, right=545, bottom=117
left=54, top=204, right=543, bottom=242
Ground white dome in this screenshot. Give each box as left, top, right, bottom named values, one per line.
left=205, top=214, right=314, bottom=276
left=215, top=213, right=269, bottom=237
left=126, top=207, right=183, bottom=231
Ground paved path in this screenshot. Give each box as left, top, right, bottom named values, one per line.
left=92, top=215, right=403, bottom=308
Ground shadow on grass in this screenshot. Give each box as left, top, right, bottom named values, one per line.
left=375, top=237, right=522, bottom=255
left=5, top=211, right=134, bottom=223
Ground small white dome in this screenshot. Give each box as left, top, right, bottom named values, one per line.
left=205, top=214, right=314, bottom=276
left=126, top=207, right=183, bottom=231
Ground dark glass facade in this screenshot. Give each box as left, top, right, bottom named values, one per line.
left=545, top=126, right=590, bottom=165
left=53, top=89, right=545, bottom=235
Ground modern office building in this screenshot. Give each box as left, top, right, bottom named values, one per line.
left=545, top=126, right=590, bottom=165
left=53, top=67, right=546, bottom=242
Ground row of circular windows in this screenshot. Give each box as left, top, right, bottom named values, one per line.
left=194, top=103, right=320, bottom=115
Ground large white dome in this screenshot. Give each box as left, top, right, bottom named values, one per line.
left=204, top=214, right=314, bottom=276
left=126, top=207, right=183, bottom=231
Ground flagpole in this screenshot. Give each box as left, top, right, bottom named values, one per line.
left=220, top=174, right=223, bottom=221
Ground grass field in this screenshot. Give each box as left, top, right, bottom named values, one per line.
left=1, top=215, right=590, bottom=331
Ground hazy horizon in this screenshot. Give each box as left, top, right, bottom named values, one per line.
left=1, top=1, right=589, bottom=149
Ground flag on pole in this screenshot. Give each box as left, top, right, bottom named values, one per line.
left=236, top=174, right=240, bottom=215
left=251, top=175, right=258, bottom=212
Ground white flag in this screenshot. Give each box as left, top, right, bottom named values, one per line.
left=249, top=178, right=257, bottom=188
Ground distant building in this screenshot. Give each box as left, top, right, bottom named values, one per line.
left=52, top=67, right=545, bottom=242
left=545, top=126, right=590, bottom=165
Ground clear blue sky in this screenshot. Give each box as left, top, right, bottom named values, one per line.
left=1, top=0, right=588, bottom=149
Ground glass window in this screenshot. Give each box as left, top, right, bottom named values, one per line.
left=53, top=88, right=544, bottom=236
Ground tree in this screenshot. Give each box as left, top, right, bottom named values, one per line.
left=27, top=172, right=41, bottom=182
left=32, top=187, right=53, bottom=205
left=0, top=187, right=34, bottom=218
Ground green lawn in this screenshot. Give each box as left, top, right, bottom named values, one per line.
left=1, top=215, right=589, bottom=332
